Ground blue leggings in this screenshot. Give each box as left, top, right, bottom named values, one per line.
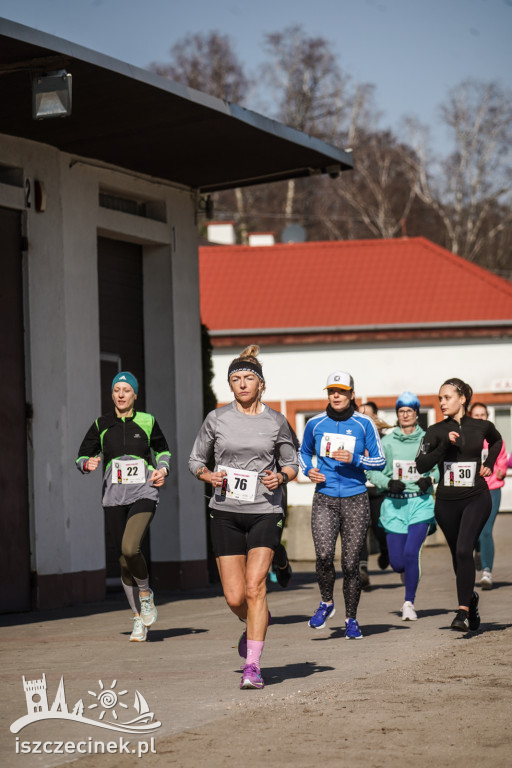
left=386, top=522, right=430, bottom=603
left=478, top=488, right=501, bottom=571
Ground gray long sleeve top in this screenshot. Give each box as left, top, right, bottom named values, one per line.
left=189, top=401, right=299, bottom=514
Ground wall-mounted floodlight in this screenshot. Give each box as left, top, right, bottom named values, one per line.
left=32, top=70, right=72, bottom=119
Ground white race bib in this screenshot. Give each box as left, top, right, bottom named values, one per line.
left=111, top=458, right=145, bottom=485
left=217, top=465, right=258, bottom=502
left=393, top=460, right=421, bottom=482
left=444, top=462, right=477, bottom=488
left=320, top=432, right=356, bottom=458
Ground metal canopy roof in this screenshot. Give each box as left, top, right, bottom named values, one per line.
left=0, top=19, right=353, bottom=192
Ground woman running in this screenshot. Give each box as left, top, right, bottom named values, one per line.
left=468, top=402, right=508, bottom=590
left=299, top=371, right=385, bottom=639
left=415, top=378, right=502, bottom=632
left=189, top=346, right=298, bottom=689
left=76, top=372, right=170, bottom=641
left=366, top=392, right=438, bottom=621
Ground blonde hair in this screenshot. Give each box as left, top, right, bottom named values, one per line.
left=240, top=344, right=260, bottom=361
left=227, top=344, right=266, bottom=395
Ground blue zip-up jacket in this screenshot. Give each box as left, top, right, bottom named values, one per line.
left=300, top=409, right=386, bottom=498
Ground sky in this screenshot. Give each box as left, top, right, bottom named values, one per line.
left=1, top=0, right=511, bottom=154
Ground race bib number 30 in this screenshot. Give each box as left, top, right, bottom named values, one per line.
left=444, top=462, right=476, bottom=488
left=320, top=433, right=356, bottom=458
left=393, top=460, right=421, bottom=482
left=111, top=459, right=145, bottom=485
left=217, top=465, right=258, bottom=502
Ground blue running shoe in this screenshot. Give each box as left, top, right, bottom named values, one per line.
left=344, top=618, right=363, bottom=639
left=308, top=602, right=335, bottom=629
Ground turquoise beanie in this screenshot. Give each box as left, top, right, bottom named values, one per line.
left=112, top=371, right=139, bottom=394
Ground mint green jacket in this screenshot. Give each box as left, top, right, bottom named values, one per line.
left=366, top=425, right=439, bottom=494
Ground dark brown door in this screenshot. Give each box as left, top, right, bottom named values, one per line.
left=0, top=208, right=31, bottom=612
left=97, top=237, right=149, bottom=581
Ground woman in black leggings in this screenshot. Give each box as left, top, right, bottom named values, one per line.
left=415, top=378, right=502, bottom=632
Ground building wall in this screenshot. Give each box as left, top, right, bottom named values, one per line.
left=211, top=339, right=512, bottom=510
left=0, top=133, right=207, bottom=609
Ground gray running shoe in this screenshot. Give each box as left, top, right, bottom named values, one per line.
left=130, top=616, right=148, bottom=642
left=140, top=589, right=158, bottom=627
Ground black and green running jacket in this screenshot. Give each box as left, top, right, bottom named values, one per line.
left=76, top=410, right=171, bottom=507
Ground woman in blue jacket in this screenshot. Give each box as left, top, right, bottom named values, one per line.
left=299, top=371, right=385, bottom=639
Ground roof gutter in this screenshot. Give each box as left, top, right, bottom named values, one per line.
left=208, top=319, right=512, bottom=337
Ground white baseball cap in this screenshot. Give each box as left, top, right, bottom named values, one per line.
left=324, top=371, right=354, bottom=391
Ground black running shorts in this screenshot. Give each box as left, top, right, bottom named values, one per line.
left=209, top=510, right=284, bottom=557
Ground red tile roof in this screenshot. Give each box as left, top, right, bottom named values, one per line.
left=199, top=238, right=512, bottom=331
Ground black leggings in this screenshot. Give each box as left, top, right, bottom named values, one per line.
left=104, top=499, right=156, bottom=587
left=435, top=492, right=491, bottom=607
left=359, top=492, right=387, bottom=562
left=311, top=491, right=370, bottom=618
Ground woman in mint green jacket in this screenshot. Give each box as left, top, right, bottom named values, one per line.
left=366, top=392, right=438, bottom=621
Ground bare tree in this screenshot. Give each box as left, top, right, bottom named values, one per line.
left=150, top=31, right=251, bottom=104
left=150, top=31, right=253, bottom=231
left=408, top=79, right=512, bottom=264
left=260, top=26, right=350, bottom=221
left=327, top=130, right=420, bottom=239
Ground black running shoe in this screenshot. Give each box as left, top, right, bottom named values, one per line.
left=378, top=552, right=390, bottom=570
left=272, top=560, right=292, bottom=588
left=451, top=609, right=470, bottom=632
left=359, top=563, right=371, bottom=592
left=468, top=591, right=480, bottom=631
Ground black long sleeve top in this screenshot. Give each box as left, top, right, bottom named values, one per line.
left=415, top=415, right=502, bottom=500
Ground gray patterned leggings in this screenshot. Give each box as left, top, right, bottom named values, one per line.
left=311, top=491, right=370, bottom=618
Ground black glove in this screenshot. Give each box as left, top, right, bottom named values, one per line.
left=388, top=479, right=406, bottom=494
left=417, top=476, right=433, bottom=493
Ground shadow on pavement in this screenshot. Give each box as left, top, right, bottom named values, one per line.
left=402, top=608, right=453, bottom=618
left=270, top=614, right=311, bottom=625
left=120, top=627, right=210, bottom=642
left=310, top=623, right=410, bottom=640
left=236, top=661, right=335, bottom=686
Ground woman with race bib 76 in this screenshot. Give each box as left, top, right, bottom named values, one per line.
left=415, top=378, right=502, bottom=633
left=189, top=346, right=298, bottom=690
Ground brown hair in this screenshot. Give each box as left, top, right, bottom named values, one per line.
left=468, top=402, right=488, bottom=417
left=441, top=378, right=473, bottom=411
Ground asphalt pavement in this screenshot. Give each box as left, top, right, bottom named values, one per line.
left=1, top=514, right=511, bottom=768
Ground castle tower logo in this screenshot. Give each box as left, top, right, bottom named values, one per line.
left=11, top=675, right=161, bottom=735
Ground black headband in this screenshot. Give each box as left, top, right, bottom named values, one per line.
left=227, top=361, right=264, bottom=381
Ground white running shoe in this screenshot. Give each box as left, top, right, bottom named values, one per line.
left=401, top=601, right=417, bottom=621
left=480, top=570, right=493, bottom=590
left=130, top=616, right=148, bottom=642
left=140, top=589, right=158, bottom=626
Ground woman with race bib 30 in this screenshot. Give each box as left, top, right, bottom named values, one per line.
left=299, top=371, right=385, bottom=639
left=76, top=372, right=170, bottom=642
left=415, top=378, right=502, bottom=632
left=189, top=346, right=298, bottom=690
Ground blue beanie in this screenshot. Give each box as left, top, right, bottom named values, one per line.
left=395, top=391, right=420, bottom=413
left=112, top=371, right=139, bottom=394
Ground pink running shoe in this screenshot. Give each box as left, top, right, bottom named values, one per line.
left=240, top=663, right=264, bottom=689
